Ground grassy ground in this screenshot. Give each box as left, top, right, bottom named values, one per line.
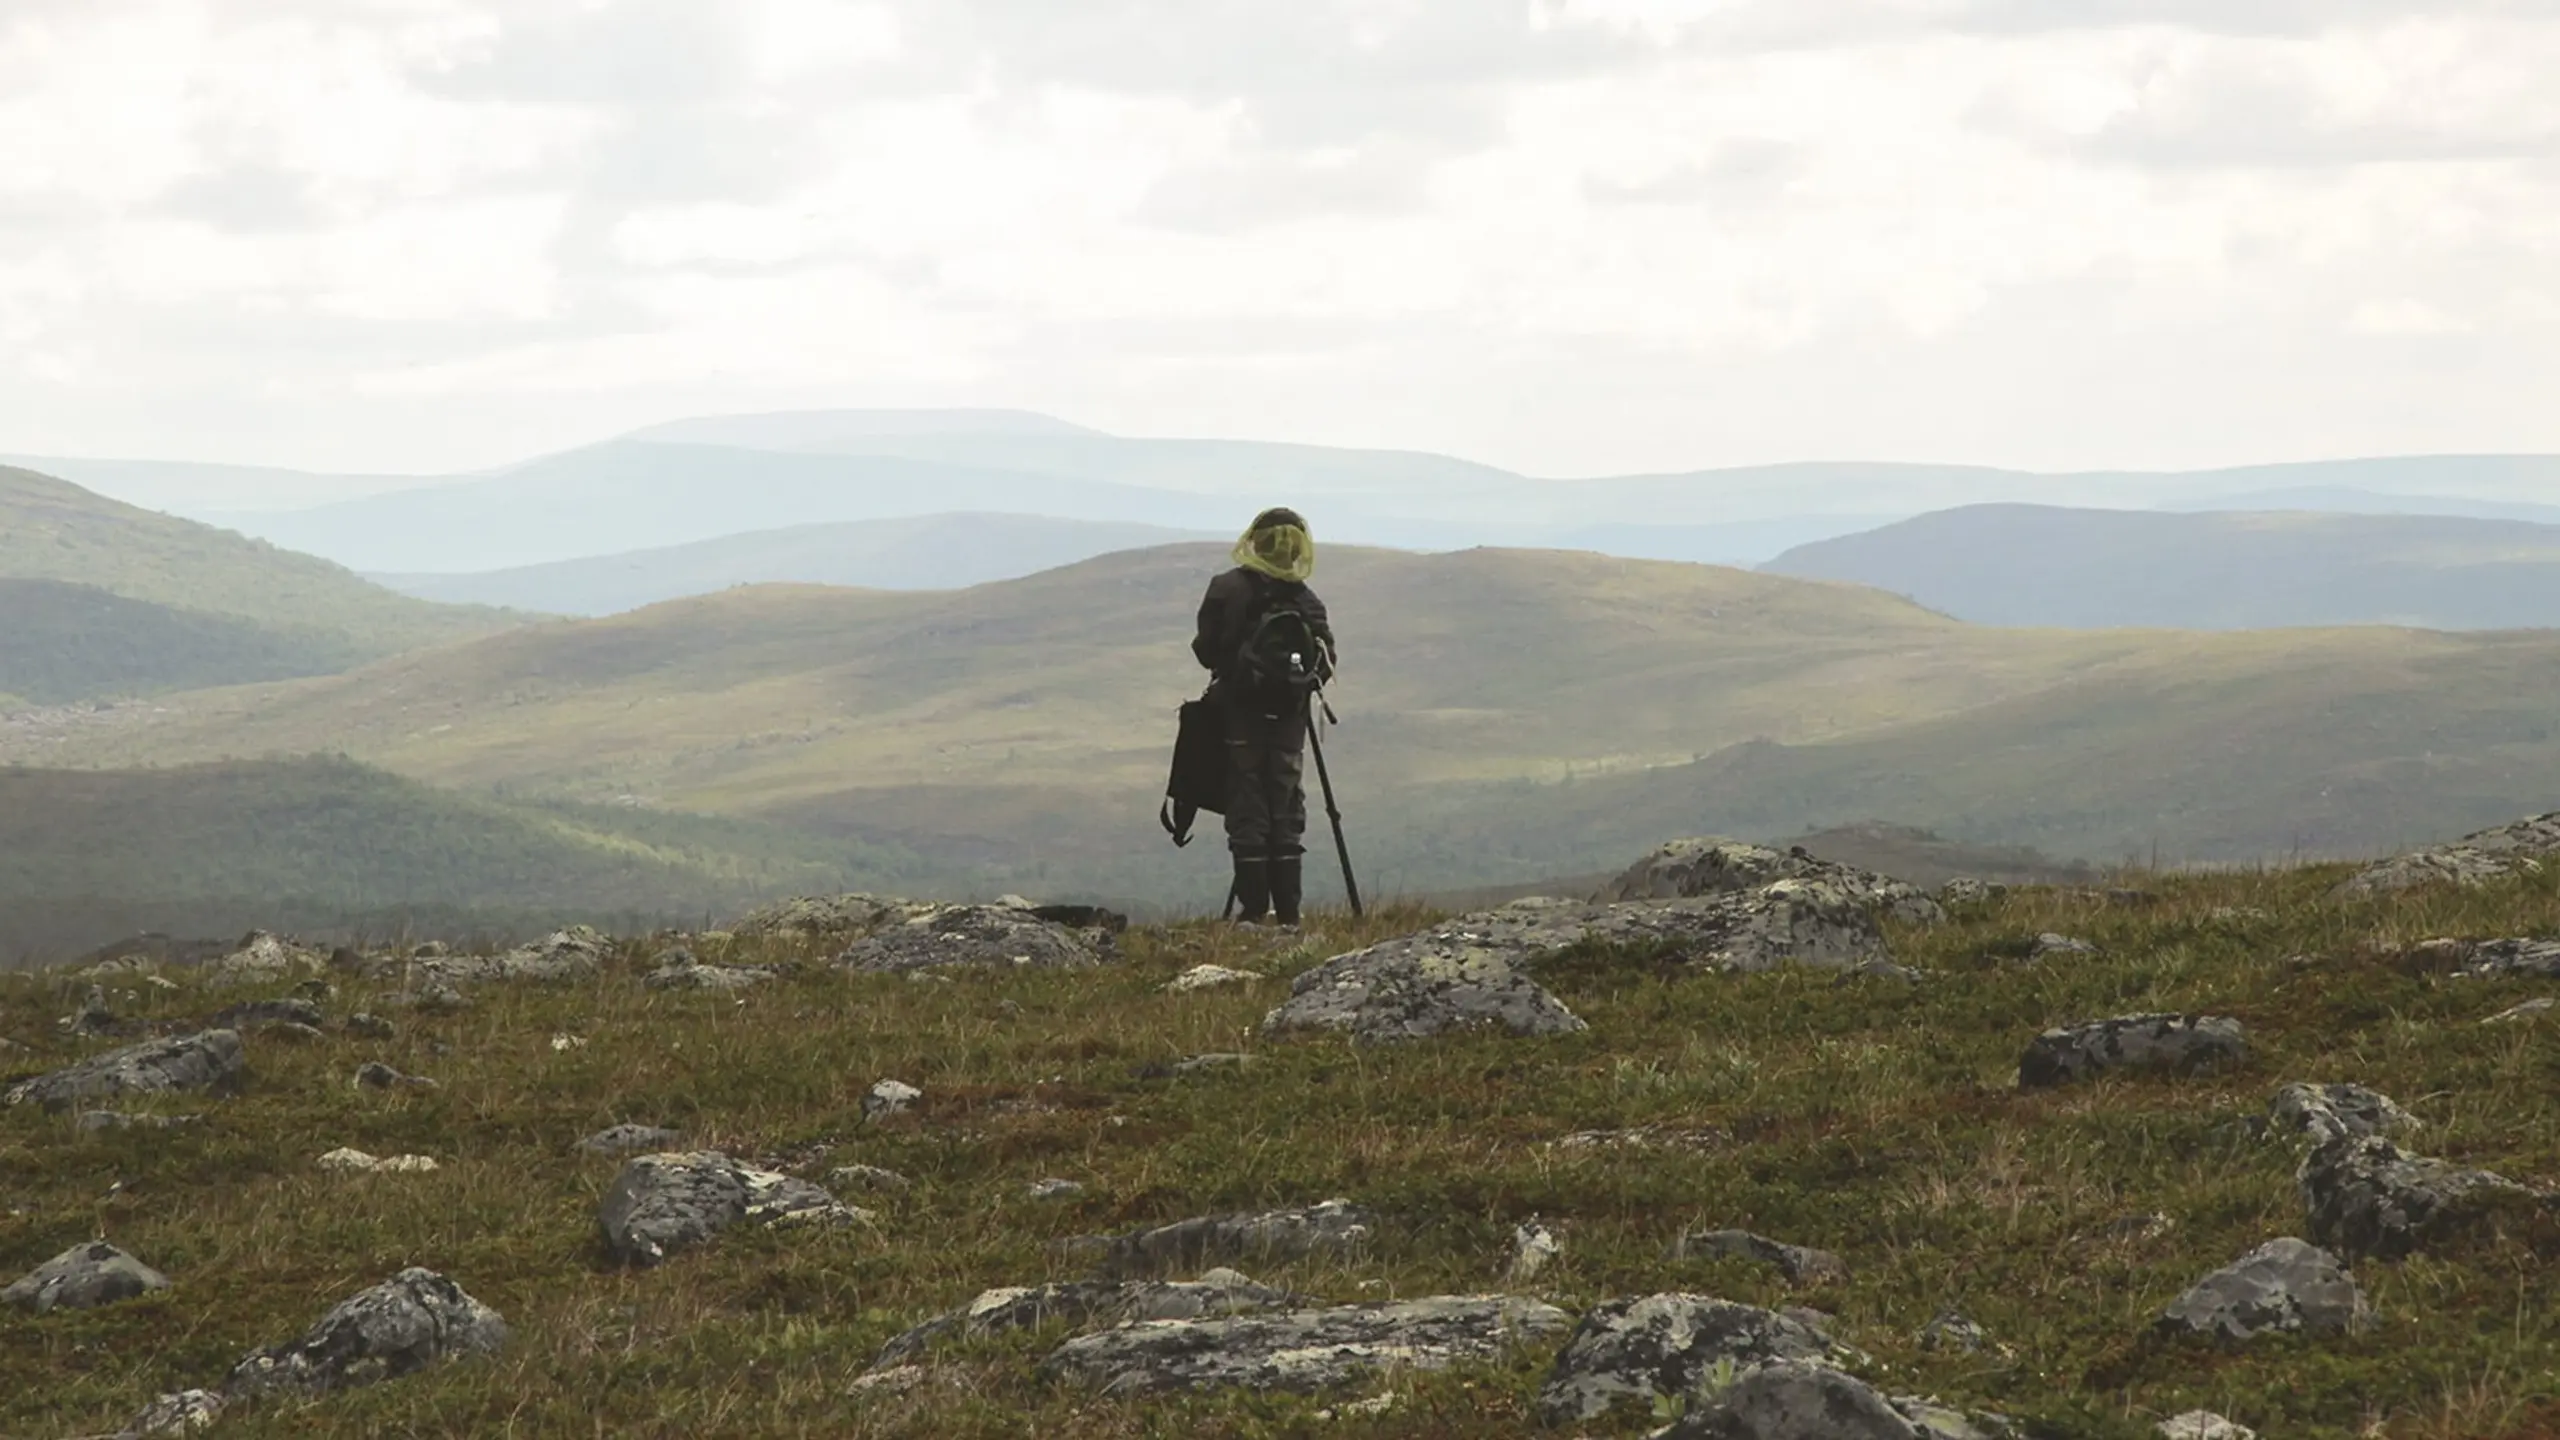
left=2, top=866, right=2556, bottom=1438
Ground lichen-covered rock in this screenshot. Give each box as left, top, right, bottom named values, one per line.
left=1091, top=1199, right=1373, bottom=1279
left=578, top=1124, right=683, bottom=1156
left=3, top=1241, right=171, bottom=1313
left=2027, top=934, right=2100, bottom=960
left=838, top=901, right=1106, bottom=973
left=4, top=1030, right=245, bottom=1112
left=2156, top=1238, right=2367, bottom=1340
left=863, top=1079, right=922, bottom=1122
left=225, top=1268, right=505, bottom=1395
left=1918, top=1311, right=1986, bottom=1354
left=115, top=1388, right=224, bottom=1437
left=1260, top=930, right=1585, bottom=1042
left=207, top=932, right=327, bottom=987
left=1507, top=1221, right=1561, bottom=1283
left=829, top=1163, right=912, bottom=1193
left=731, top=893, right=908, bottom=944
left=2298, top=1136, right=2539, bottom=1259
left=873, top=1275, right=1301, bottom=1367
left=2017, top=1015, right=2247, bottom=1089
left=1659, top=1361, right=1917, bottom=1440
left=2268, top=1083, right=2416, bottom=1147
left=1041, top=1294, right=1570, bottom=1396
left=1166, top=964, right=1264, bottom=993
left=643, top=954, right=771, bottom=991
left=1595, top=840, right=1944, bottom=926
left=2159, top=1412, right=2256, bottom=1440
left=2455, top=938, right=2560, bottom=979
left=2334, top=813, right=2560, bottom=897
left=1537, top=1293, right=1837, bottom=1422
left=1672, top=1230, right=1849, bottom=1285
left=598, top=1151, right=863, bottom=1266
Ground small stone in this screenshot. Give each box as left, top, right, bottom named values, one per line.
left=2, top=1241, right=171, bottom=1314
left=2157, top=1238, right=2367, bottom=1341
left=116, top=1388, right=224, bottom=1437
left=2017, top=1014, right=2247, bottom=1089
left=829, top=1163, right=912, bottom=1193
left=225, top=1268, right=506, bottom=1395
left=1166, top=964, right=1265, bottom=994
left=1919, top=1310, right=1986, bottom=1353
left=578, top=1124, right=682, bottom=1156
left=849, top=1364, right=931, bottom=1395
left=2484, top=997, right=2555, bottom=1023
left=1673, top=1228, right=1850, bottom=1285
left=355, top=1061, right=437, bottom=1091
left=2159, top=1412, right=2256, bottom=1440
left=209, top=997, right=325, bottom=1031
left=2029, top=933, right=2100, bottom=960
left=344, top=1013, right=395, bottom=1039
left=863, top=1079, right=923, bottom=1122
left=1506, top=1221, right=1561, bottom=1284
left=317, top=1147, right=438, bottom=1174
left=1028, top=1178, right=1086, bottom=1200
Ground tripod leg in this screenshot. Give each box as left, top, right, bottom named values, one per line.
left=1306, top=713, right=1363, bottom=918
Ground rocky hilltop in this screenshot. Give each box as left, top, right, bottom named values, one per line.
left=2, top=830, right=2556, bottom=1438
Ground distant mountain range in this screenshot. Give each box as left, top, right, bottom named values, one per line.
left=16, top=408, right=2560, bottom=575
left=1765, top=504, right=2560, bottom=630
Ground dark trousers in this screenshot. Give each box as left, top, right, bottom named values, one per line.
left=1223, top=706, right=1309, bottom=859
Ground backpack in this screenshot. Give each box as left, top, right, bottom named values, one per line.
left=1232, top=583, right=1329, bottom=706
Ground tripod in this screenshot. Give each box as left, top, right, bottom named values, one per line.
left=1220, top=681, right=1365, bottom=922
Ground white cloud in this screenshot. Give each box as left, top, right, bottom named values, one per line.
left=0, top=0, right=2555, bottom=478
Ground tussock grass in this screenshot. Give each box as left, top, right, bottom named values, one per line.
left=3, top=873, right=2556, bottom=1437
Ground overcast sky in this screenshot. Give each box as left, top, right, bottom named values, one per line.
left=2, top=0, right=2557, bottom=479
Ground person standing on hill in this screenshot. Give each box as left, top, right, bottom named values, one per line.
left=1193, top=507, right=1335, bottom=926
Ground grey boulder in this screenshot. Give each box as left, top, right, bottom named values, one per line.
left=873, top=1274, right=1300, bottom=1367
left=1595, top=840, right=1944, bottom=926
left=598, top=1151, right=863, bottom=1266
left=2334, top=813, right=2560, bottom=897
left=225, top=1268, right=507, bottom=1396
left=838, top=900, right=1107, bottom=973
left=1260, top=925, right=1586, bottom=1043
left=1661, top=1362, right=1921, bottom=1440
left=4, top=1030, right=245, bottom=1112
left=2156, top=1238, right=2367, bottom=1340
left=2268, top=1083, right=2416, bottom=1147
left=1041, top=1294, right=1570, bottom=1396
left=2017, top=1015, right=2247, bottom=1089
left=3, top=1241, right=171, bottom=1313
left=1091, top=1199, right=1373, bottom=1279
left=2299, top=1136, right=2539, bottom=1259
left=1538, top=1293, right=1836, bottom=1422
left=1672, top=1230, right=1849, bottom=1285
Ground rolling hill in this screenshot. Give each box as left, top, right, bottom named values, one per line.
left=15, top=542, right=2560, bottom=908
left=370, top=513, right=1216, bottom=615
left=1765, top=504, right=2560, bottom=630
left=0, top=464, right=522, bottom=703
left=0, top=756, right=923, bottom=965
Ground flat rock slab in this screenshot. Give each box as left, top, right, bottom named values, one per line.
left=2269, top=1083, right=2416, bottom=1147
left=598, top=1151, right=862, bottom=1266
left=225, top=1268, right=506, bottom=1396
left=3, top=1241, right=171, bottom=1314
left=4, top=1030, right=244, bottom=1112
left=1091, top=1200, right=1373, bottom=1279
left=2017, top=1015, right=2247, bottom=1089
left=2457, top=939, right=2560, bottom=980
left=2157, top=1238, right=2367, bottom=1340
left=2334, top=813, right=2560, bottom=897
left=873, top=1276, right=1301, bottom=1367
left=1539, top=1293, right=1838, bottom=1422
left=1594, top=839, right=1945, bottom=927
left=1041, top=1294, right=1571, bottom=1396
left=838, top=902, right=1106, bottom=973
left=2299, top=1136, right=2539, bottom=1259
left=1673, top=1230, right=1849, bottom=1285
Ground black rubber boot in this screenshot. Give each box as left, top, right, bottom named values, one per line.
left=1231, top=855, right=1271, bottom=923
left=1271, top=855, right=1305, bottom=928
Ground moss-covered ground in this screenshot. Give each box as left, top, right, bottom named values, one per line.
left=3, top=867, right=2556, bottom=1438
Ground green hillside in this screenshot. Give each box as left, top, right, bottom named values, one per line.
left=0, top=464, right=520, bottom=671
left=0, top=578, right=366, bottom=705
left=0, top=757, right=922, bottom=965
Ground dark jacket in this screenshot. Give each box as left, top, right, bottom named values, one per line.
left=1194, top=567, right=1333, bottom=690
